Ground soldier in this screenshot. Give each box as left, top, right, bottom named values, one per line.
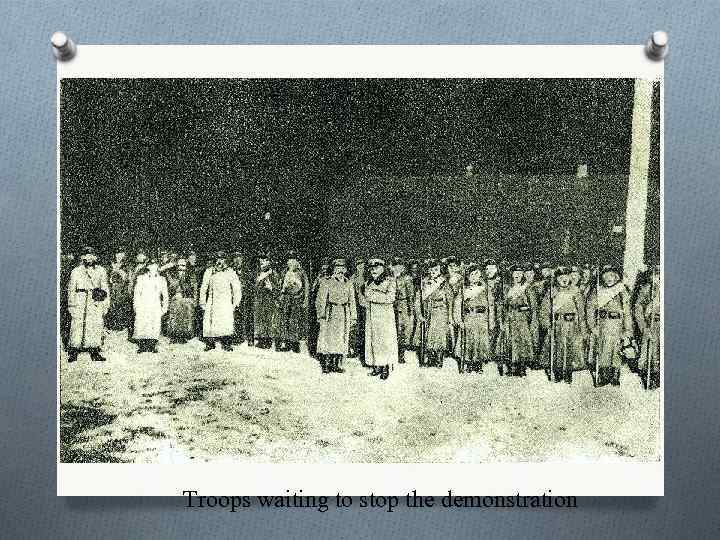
left=59, top=251, right=75, bottom=350
left=199, top=252, right=242, bottom=351
left=391, top=257, right=415, bottom=364
left=503, top=264, right=539, bottom=377
left=308, top=257, right=331, bottom=358
left=569, top=265, right=582, bottom=290
left=634, top=264, right=661, bottom=390
left=253, top=253, right=281, bottom=349
left=445, top=256, right=463, bottom=358
left=230, top=252, right=247, bottom=345
left=364, top=259, right=398, bottom=380
left=277, top=251, right=309, bottom=353
left=414, top=259, right=454, bottom=369
left=586, top=264, right=633, bottom=386
left=351, top=258, right=367, bottom=363
left=165, top=257, right=199, bottom=343
left=132, top=259, right=170, bottom=353
left=484, top=258, right=506, bottom=374
left=127, top=249, right=148, bottom=340
left=187, top=250, right=204, bottom=338
left=106, top=248, right=131, bottom=332
left=579, top=263, right=593, bottom=297
left=539, top=266, right=588, bottom=383
left=66, top=247, right=110, bottom=362
left=316, top=258, right=357, bottom=374
left=453, top=264, right=495, bottom=373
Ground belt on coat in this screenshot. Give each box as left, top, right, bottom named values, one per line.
left=464, top=306, right=487, bottom=314
left=598, top=310, right=622, bottom=319
left=328, top=301, right=348, bottom=306
left=653, top=314, right=661, bottom=321
left=554, top=313, right=576, bottom=321
left=510, top=305, right=531, bottom=312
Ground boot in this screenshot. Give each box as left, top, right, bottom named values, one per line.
left=498, top=363, right=504, bottom=376
left=292, top=341, right=301, bottom=354
left=221, top=338, right=233, bottom=352
left=368, top=366, right=380, bottom=376
left=67, top=350, right=78, bottom=363
left=436, top=355, right=444, bottom=369
left=332, top=356, right=345, bottom=373
left=204, top=340, right=214, bottom=351
left=91, top=350, right=106, bottom=362
left=379, top=365, right=389, bottom=380
left=611, top=368, right=621, bottom=386
left=563, top=369, right=572, bottom=384
left=457, top=359, right=464, bottom=374
left=320, top=356, right=330, bottom=374
left=398, top=349, right=406, bottom=364
left=545, top=368, right=552, bottom=382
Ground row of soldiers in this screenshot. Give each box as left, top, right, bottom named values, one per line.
left=60, top=247, right=661, bottom=389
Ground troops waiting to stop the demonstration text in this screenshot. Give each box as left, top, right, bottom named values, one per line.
left=60, top=247, right=661, bottom=389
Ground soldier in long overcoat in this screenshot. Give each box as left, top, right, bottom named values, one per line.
left=453, top=264, right=495, bottom=373
left=316, top=258, right=357, bottom=374
left=66, top=247, right=110, bottom=362
left=127, top=250, right=148, bottom=340
left=502, top=264, right=539, bottom=377
left=391, top=257, right=415, bottom=364
left=106, top=249, right=131, bottom=331
left=539, top=266, right=588, bottom=384
left=634, top=264, right=661, bottom=389
left=133, top=259, right=170, bottom=353
left=59, top=252, right=75, bottom=349
left=350, top=258, right=367, bottom=362
left=364, top=259, right=398, bottom=380
left=165, top=258, right=198, bottom=343
left=276, top=252, right=309, bottom=353
left=307, top=258, right=330, bottom=358
left=414, top=259, right=454, bottom=369
left=253, top=254, right=281, bottom=349
left=586, top=264, right=633, bottom=386
left=199, top=253, right=242, bottom=351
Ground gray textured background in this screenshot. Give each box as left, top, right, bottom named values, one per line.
left=1, top=1, right=718, bottom=538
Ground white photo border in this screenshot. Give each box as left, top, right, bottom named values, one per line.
left=57, top=45, right=663, bottom=497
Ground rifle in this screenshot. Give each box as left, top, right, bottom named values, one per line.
left=418, top=278, right=426, bottom=367
left=591, top=267, right=600, bottom=387
left=549, top=273, right=555, bottom=381
left=645, top=269, right=657, bottom=389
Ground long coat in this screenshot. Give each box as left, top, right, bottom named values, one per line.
left=67, top=265, right=110, bottom=349
left=133, top=272, right=170, bottom=340
left=586, top=283, right=632, bottom=369
left=394, top=273, right=415, bottom=350
left=253, top=269, right=281, bottom=339
left=316, top=276, right=357, bottom=355
left=539, top=286, right=588, bottom=371
left=634, top=282, right=661, bottom=374
left=166, top=269, right=198, bottom=338
left=200, top=267, right=242, bottom=338
left=413, top=277, right=454, bottom=353
left=453, top=283, right=495, bottom=362
left=277, top=268, right=309, bottom=342
left=503, top=284, right=539, bottom=366
left=364, top=277, right=398, bottom=367
left=106, top=263, right=131, bottom=330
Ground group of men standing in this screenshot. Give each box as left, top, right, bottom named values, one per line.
left=60, top=246, right=661, bottom=390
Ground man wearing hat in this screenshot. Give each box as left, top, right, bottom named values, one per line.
left=132, top=258, right=170, bottom=353
left=199, top=251, right=243, bottom=351
left=127, top=249, right=149, bottom=340
left=391, top=257, right=415, bottom=364
left=484, top=258, right=505, bottom=373
left=308, top=257, right=332, bottom=358
left=539, top=266, right=588, bottom=383
left=502, top=264, right=539, bottom=376
left=277, top=251, right=309, bottom=353
left=445, top=256, right=463, bottom=358
left=253, top=253, right=281, bottom=349
left=165, top=256, right=199, bottom=344
left=350, top=257, right=367, bottom=362
left=106, top=247, right=131, bottom=332
left=364, top=259, right=398, bottom=380
left=414, top=259, right=454, bottom=369
left=586, top=264, right=632, bottom=386
left=59, top=251, right=76, bottom=349
left=316, top=258, right=357, bottom=374
left=634, top=264, right=661, bottom=390
left=66, top=247, right=110, bottom=362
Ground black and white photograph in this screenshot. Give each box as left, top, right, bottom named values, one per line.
left=57, top=46, right=662, bottom=494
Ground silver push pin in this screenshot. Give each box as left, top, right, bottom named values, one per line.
left=645, top=31, right=668, bottom=61
left=51, top=32, right=77, bottom=61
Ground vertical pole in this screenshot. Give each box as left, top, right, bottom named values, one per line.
left=623, top=79, right=654, bottom=290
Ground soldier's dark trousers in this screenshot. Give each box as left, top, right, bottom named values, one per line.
left=68, top=347, right=105, bottom=362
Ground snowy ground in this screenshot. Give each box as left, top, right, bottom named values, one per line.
left=59, top=330, right=661, bottom=464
